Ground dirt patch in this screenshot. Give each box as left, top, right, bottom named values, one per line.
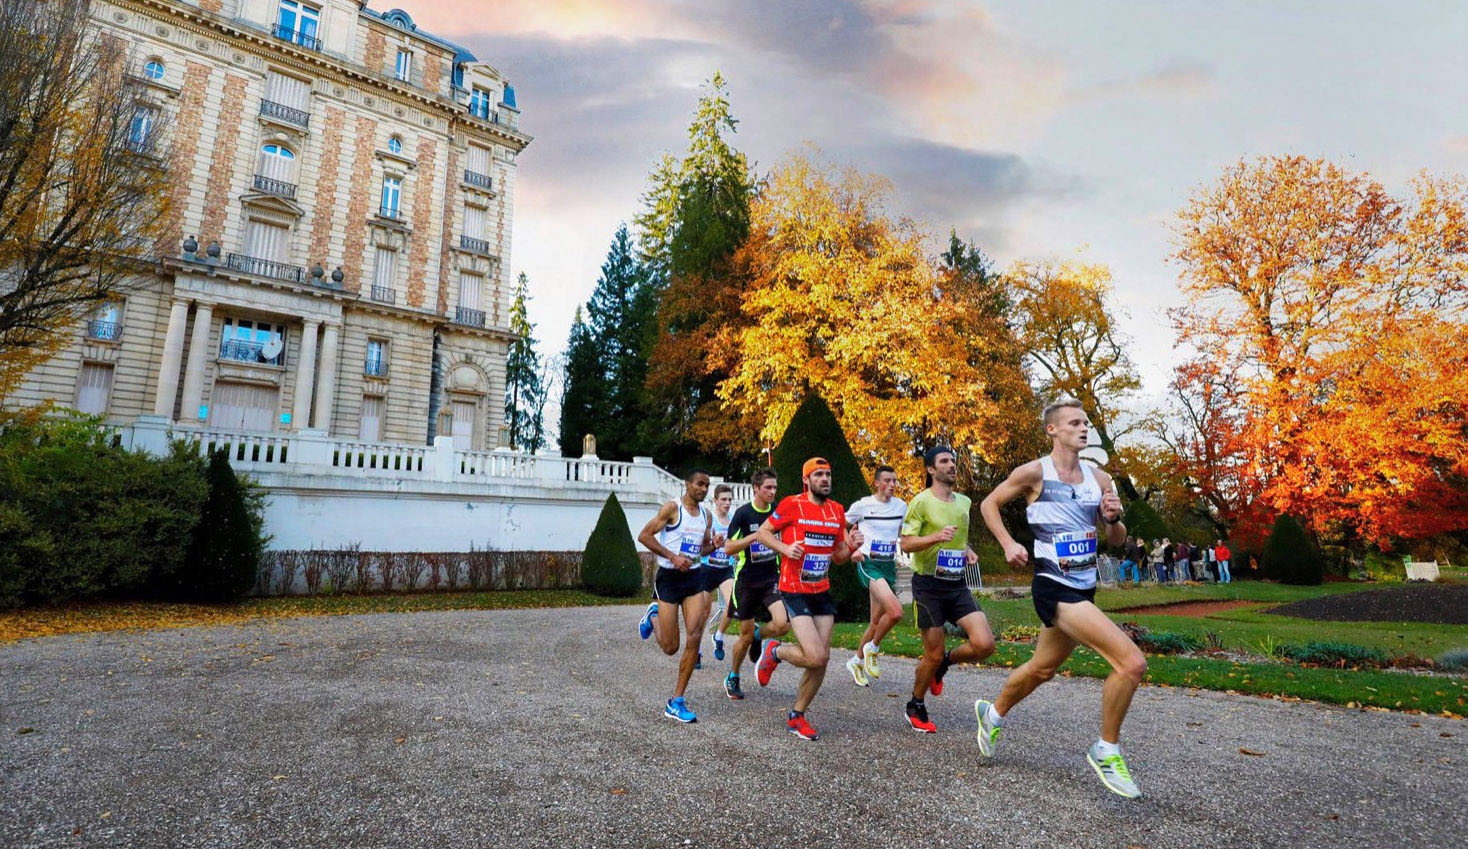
left=1267, top=584, right=1468, bottom=625
left=1113, top=599, right=1260, bottom=617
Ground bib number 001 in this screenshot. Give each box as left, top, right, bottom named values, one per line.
left=1054, top=530, right=1097, bottom=571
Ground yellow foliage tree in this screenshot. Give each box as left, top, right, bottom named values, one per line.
left=716, top=150, right=1033, bottom=491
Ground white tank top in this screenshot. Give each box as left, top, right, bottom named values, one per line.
left=703, top=512, right=732, bottom=569
left=656, top=501, right=710, bottom=570
left=1027, top=456, right=1103, bottom=590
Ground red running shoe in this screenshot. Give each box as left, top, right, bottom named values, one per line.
left=787, top=713, right=818, bottom=741
left=757, top=640, right=780, bottom=687
left=905, top=700, right=937, bottom=733
left=929, top=651, right=951, bottom=697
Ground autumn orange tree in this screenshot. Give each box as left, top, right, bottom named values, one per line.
left=0, top=0, right=172, bottom=401
left=714, top=150, right=1034, bottom=490
left=1170, top=155, right=1468, bottom=548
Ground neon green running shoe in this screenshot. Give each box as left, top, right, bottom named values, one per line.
left=974, top=699, right=1000, bottom=757
left=1086, top=746, right=1141, bottom=799
left=862, top=641, right=881, bottom=679
left=844, top=653, right=870, bottom=687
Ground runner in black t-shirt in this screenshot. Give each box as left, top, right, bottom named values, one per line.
left=721, top=468, right=787, bottom=700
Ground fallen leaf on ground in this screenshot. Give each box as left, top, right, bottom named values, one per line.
left=610, top=788, right=627, bottom=795
left=393, top=736, right=406, bottom=744
left=1239, top=747, right=1267, bottom=757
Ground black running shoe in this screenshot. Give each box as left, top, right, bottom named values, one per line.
left=724, top=672, right=745, bottom=700
left=748, top=625, right=763, bottom=664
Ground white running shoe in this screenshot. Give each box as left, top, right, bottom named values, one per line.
left=1086, top=745, right=1141, bottom=799
left=974, top=699, right=1000, bottom=758
left=862, top=641, right=881, bottom=679
left=844, top=654, right=870, bottom=687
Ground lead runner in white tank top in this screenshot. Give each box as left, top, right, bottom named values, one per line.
left=1028, top=456, right=1103, bottom=590
left=655, top=503, right=710, bottom=571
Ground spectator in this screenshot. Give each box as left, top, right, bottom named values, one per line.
left=1189, top=541, right=1205, bottom=580
left=1149, top=538, right=1166, bottom=582
left=1215, top=539, right=1233, bottom=583
left=1161, top=538, right=1176, bottom=582
left=1175, top=541, right=1191, bottom=581
left=1203, top=543, right=1217, bottom=581
left=1118, top=536, right=1140, bottom=584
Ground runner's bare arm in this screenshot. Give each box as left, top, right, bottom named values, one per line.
left=637, top=501, right=688, bottom=567
left=1092, top=468, right=1127, bottom=547
left=980, top=460, right=1044, bottom=567
left=833, top=526, right=863, bottom=564
left=724, top=530, right=756, bottom=557
left=756, top=518, right=801, bottom=561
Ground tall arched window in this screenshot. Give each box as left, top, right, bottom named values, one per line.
left=258, top=143, right=296, bottom=184
left=143, top=59, right=165, bottom=81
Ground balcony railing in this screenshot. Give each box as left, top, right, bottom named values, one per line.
left=125, top=139, right=167, bottom=160
left=219, top=339, right=283, bottom=366
left=273, top=24, right=321, bottom=52
left=364, top=359, right=388, bottom=378
left=87, top=320, right=121, bottom=341
left=459, top=235, right=492, bottom=255
left=379, top=204, right=401, bottom=220
left=463, top=170, right=493, bottom=191
left=225, top=253, right=305, bottom=284
left=370, top=285, right=396, bottom=304
left=454, top=306, right=486, bottom=328
left=252, top=174, right=298, bottom=200
left=259, top=99, right=310, bottom=128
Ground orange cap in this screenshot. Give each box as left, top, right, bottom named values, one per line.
left=801, top=457, right=831, bottom=479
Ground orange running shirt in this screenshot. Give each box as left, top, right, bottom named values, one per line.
left=769, top=493, right=847, bottom=594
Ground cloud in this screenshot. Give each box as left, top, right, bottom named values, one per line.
left=1073, top=57, right=1217, bottom=104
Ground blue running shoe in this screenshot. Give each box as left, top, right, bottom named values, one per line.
left=713, top=630, right=726, bottom=661
left=664, top=696, right=697, bottom=723
left=638, top=602, right=658, bottom=640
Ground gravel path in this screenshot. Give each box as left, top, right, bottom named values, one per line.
left=2, top=606, right=1463, bottom=848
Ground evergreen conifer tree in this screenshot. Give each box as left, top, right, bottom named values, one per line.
left=505, top=272, right=545, bottom=452
left=581, top=493, right=643, bottom=597
left=584, top=225, right=657, bottom=459
left=1261, top=513, right=1324, bottom=585
left=771, top=392, right=870, bottom=622
left=176, top=450, right=266, bottom=602
left=559, top=306, right=606, bottom=456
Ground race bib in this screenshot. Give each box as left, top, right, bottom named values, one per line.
left=870, top=539, right=897, bottom=560
left=749, top=540, right=774, bottom=560
left=935, top=548, right=967, bottom=580
left=800, top=553, right=832, bottom=584
left=707, top=548, right=730, bottom=567
left=1055, top=530, right=1098, bottom=571
left=677, top=537, right=703, bottom=559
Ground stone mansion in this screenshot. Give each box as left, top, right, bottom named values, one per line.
left=7, top=0, right=530, bottom=450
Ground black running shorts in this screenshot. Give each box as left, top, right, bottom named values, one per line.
left=732, top=576, right=781, bottom=621
left=701, top=564, right=734, bottom=592
left=654, top=568, right=706, bottom=605
left=912, top=573, right=981, bottom=630
left=781, top=590, right=837, bottom=620
left=1031, top=574, right=1097, bottom=628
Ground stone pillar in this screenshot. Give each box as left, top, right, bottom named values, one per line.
left=311, top=322, right=340, bottom=431
left=292, top=319, right=320, bottom=430
left=152, top=299, right=190, bottom=418
left=177, top=302, right=214, bottom=425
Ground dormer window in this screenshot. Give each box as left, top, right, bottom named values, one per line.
left=395, top=49, right=412, bottom=83
left=275, top=0, right=321, bottom=50
left=468, top=86, right=492, bottom=120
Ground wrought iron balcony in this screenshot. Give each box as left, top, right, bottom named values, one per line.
left=364, top=359, right=388, bottom=377
left=252, top=174, right=297, bottom=200
left=259, top=99, right=310, bottom=128
left=225, top=252, right=305, bottom=284
left=379, top=204, right=401, bottom=220
left=219, top=338, right=283, bottom=366
left=459, top=235, right=492, bottom=255
left=125, top=138, right=167, bottom=160
left=87, top=320, right=121, bottom=341
left=463, top=170, right=493, bottom=191
left=370, top=285, right=396, bottom=304
left=454, top=306, right=486, bottom=328
left=273, top=24, right=321, bottom=52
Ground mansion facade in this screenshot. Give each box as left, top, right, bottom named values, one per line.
left=8, top=0, right=530, bottom=449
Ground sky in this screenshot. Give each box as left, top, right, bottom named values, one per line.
left=400, top=0, right=1468, bottom=405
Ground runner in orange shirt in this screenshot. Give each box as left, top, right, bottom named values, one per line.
left=753, top=457, right=863, bottom=741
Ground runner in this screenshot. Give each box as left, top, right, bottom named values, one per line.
left=753, top=458, right=863, bottom=740
left=975, top=397, right=1146, bottom=798
left=842, top=465, right=906, bottom=687
left=899, top=446, right=995, bottom=732
left=703, top=485, right=735, bottom=663
left=636, top=469, right=716, bottom=723
left=722, top=468, right=790, bottom=700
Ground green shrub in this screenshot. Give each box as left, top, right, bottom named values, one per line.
left=1135, top=630, right=1202, bottom=655
left=582, top=493, right=642, bottom=597
left=1363, top=550, right=1406, bottom=583
left=170, top=450, right=268, bottom=603
left=0, top=414, right=207, bottom=607
left=1261, top=514, right=1324, bottom=585
left=772, top=392, right=870, bottom=622
left=1122, top=498, right=1169, bottom=542
left=1281, top=641, right=1388, bottom=667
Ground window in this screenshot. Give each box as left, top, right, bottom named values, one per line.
left=143, top=59, right=165, bottom=81
left=387, top=136, right=402, bottom=154
left=209, top=382, right=279, bottom=432
left=468, top=87, right=491, bottom=120
left=258, top=143, right=296, bottom=182
left=264, top=71, right=311, bottom=111
left=219, top=317, right=286, bottom=366
left=395, top=49, right=412, bottom=82
left=128, top=105, right=157, bottom=147
left=359, top=395, right=383, bottom=441
left=75, top=363, right=114, bottom=415
left=88, top=301, right=123, bottom=341
left=466, top=144, right=492, bottom=178
left=463, top=204, right=486, bottom=240
left=380, top=176, right=401, bottom=218
left=458, top=272, right=481, bottom=311
left=365, top=339, right=387, bottom=377
left=276, top=0, right=321, bottom=47
left=450, top=398, right=476, bottom=449
left=371, top=247, right=396, bottom=301
left=243, top=219, right=290, bottom=263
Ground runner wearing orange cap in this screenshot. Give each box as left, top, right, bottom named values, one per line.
left=753, top=457, right=864, bottom=741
